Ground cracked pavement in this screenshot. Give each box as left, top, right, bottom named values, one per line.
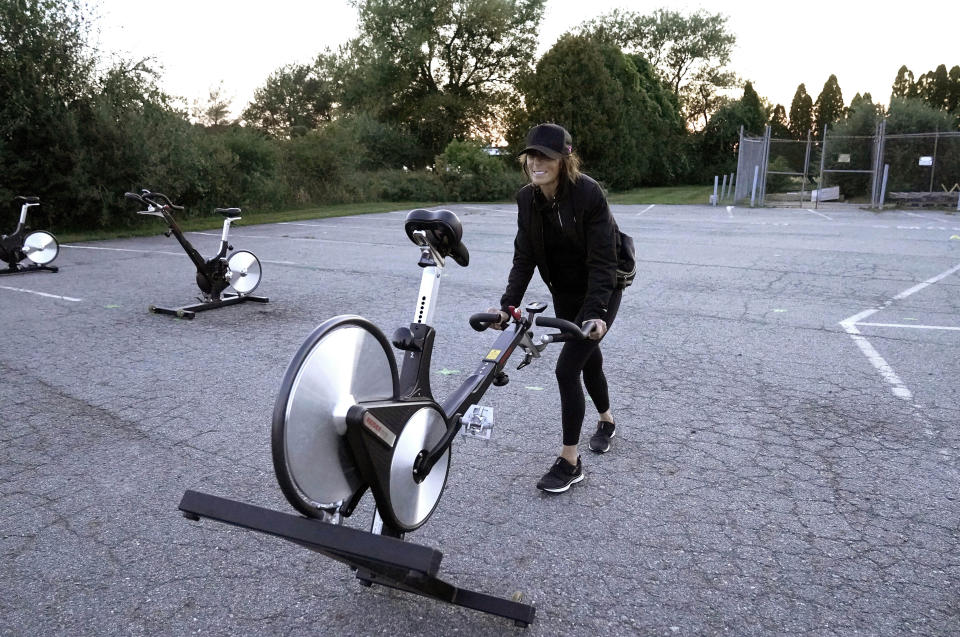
left=1, top=203, right=958, bottom=635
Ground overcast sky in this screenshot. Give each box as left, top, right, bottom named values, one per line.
left=91, top=0, right=960, bottom=117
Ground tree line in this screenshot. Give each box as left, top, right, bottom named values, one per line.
left=2, top=0, right=958, bottom=231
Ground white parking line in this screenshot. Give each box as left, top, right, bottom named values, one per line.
left=726, top=206, right=734, bottom=217
left=840, top=261, right=960, bottom=401
left=637, top=205, right=655, bottom=215
left=804, top=209, right=834, bottom=220
left=0, top=285, right=82, bottom=302
left=63, top=244, right=182, bottom=257
left=64, top=243, right=294, bottom=265
left=856, top=322, right=960, bottom=331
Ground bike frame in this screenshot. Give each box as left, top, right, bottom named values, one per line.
left=0, top=201, right=38, bottom=254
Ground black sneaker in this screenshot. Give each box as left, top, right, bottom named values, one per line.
left=536, top=456, right=584, bottom=493
left=589, top=420, right=616, bottom=453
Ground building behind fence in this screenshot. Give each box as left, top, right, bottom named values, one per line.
left=734, top=125, right=960, bottom=209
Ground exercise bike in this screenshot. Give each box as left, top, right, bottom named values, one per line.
left=179, top=208, right=590, bottom=627
left=125, top=190, right=267, bottom=318
left=0, top=196, right=59, bottom=275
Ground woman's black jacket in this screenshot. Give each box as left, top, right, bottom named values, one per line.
left=499, top=174, right=619, bottom=322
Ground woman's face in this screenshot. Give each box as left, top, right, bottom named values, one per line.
left=525, top=151, right=561, bottom=190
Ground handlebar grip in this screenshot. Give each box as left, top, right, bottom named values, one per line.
left=535, top=316, right=590, bottom=342
left=124, top=192, right=143, bottom=201
left=469, top=312, right=503, bottom=332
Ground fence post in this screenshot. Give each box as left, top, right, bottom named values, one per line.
left=816, top=124, right=828, bottom=209
left=956, top=190, right=959, bottom=212
left=880, top=164, right=890, bottom=208
left=750, top=165, right=759, bottom=207
left=729, top=173, right=735, bottom=201
left=711, top=175, right=719, bottom=205
left=720, top=174, right=728, bottom=201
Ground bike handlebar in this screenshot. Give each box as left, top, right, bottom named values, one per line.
left=535, top=316, right=592, bottom=342
left=467, top=310, right=590, bottom=342
left=469, top=312, right=504, bottom=332
left=124, top=190, right=184, bottom=211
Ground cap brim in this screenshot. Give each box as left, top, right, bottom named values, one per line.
left=519, top=145, right=564, bottom=159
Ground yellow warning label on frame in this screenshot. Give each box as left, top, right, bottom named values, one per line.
left=484, top=349, right=502, bottom=361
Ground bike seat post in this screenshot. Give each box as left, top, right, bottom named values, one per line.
left=19, top=202, right=39, bottom=226
left=410, top=230, right=445, bottom=326
left=220, top=216, right=238, bottom=244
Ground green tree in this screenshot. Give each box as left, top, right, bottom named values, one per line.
left=579, top=8, right=736, bottom=128
left=788, top=84, right=813, bottom=139
left=948, top=65, right=960, bottom=115
left=0, top=0, right=93, bottom=220
left=891, top=65, right=916, bottom=100
left=739, top=81, right=766, bottom=135
left=916, top=64, right=951, bottom=110
left=194, top=82, right=233, bottom=128
left=814, top=74, right=845, bottom=134
left=514, top=34, right=684, bottom=188
left=242, top=55, right=337, bottom=137
left=338, top=0, right=546, bottom=166
left=769, top=104, right=790, bottom=139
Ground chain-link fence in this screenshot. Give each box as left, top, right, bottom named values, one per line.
left=733, top=124, right=960, bottom=209
left=882, top=131, right=960, bottom=208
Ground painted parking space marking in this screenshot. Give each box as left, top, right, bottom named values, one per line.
left=0, top=285, right=82, bottom=302
left=840, top=262, right=960, bottom=401
left=856, top=322, right=960, bottom=331
left=63, top=244, right=182, bottom=257
left=804, top=209, right=834, bottom=220
left=637, top=204, right=655, bottom=215
left=63, top=243, right=295, bottom=265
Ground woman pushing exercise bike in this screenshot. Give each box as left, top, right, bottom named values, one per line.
left=488, top=123, right=633, bottom=493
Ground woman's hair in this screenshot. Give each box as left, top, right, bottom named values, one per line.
left=519, top=151, right=582, bottom=185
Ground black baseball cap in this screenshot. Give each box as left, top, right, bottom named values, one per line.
left=521, top=123, right=573, bottom=159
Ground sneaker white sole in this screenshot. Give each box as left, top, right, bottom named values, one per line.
left=538, top=473, right=585, bottom=493
left=589, top=428, right=616, bottom=453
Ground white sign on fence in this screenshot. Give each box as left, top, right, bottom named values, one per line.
left=838, top=154, right=851, bottom=163
left=919, top=156, right=934, bottom=166
left=810, top=186, right=840, bottom=202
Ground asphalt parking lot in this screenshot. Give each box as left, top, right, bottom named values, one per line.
left=1, top=202, right=958, bottom=636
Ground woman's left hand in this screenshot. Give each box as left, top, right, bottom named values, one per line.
left=582, top=319, right=607, bottom=340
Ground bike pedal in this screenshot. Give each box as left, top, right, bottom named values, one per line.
left=460, top=405, right=494, bottom=440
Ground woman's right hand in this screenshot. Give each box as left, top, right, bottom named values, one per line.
left=486, top=307, right=510, bottom=330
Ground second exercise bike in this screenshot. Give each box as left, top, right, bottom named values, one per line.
left=125, top=190, right=267, bottom=318
left=0, top=196, right=59, bottom=275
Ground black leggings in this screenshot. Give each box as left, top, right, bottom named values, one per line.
left=553, top=289, right=623, bottom=446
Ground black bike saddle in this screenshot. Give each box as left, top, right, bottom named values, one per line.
left=14, top=196, right=39, bottom=203
left=214, top=207, right=241, bottom=217
left=404, top=209, right=469, bottom=267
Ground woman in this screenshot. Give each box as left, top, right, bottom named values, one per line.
left=489, top=123, right=623, bottom=493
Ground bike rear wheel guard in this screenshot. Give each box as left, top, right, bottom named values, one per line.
left=23, top=231, right=58, bottom=265
left=226, top=250, right=261, bottom=295
left=272, top=316, right=398, bottom=517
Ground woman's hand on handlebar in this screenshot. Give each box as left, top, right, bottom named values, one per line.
left=582, top=318, right=608, bottom=340
left=486, top=307, right=510, bottom=330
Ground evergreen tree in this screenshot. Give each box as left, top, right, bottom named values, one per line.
left=515, top=34, right=683, bottom=188
left=948, top=66, right=960, bottom=115
left=769, top=104, right=790, bottom=139
left=917, top=64, right=951, bottom=110
left=739, top=81, right=766, bottom=135
left=891, top=65, right=916, bottom=100
left=814, top=75, right=845, bottom=134
left=788, top=84, right=813, bottom=139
